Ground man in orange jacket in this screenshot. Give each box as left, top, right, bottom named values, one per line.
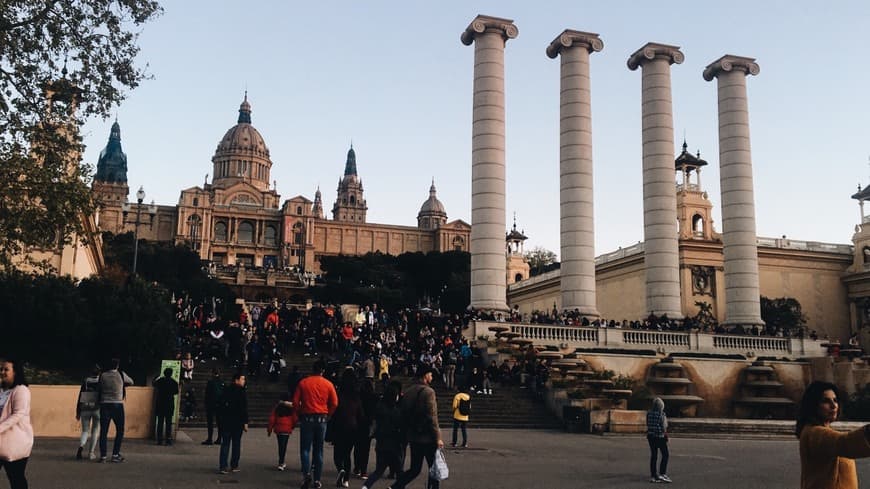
left=293, top=360, right=339, bottom=489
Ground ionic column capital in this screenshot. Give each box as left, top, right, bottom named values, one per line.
left=546, top=29, right=603, bottom=59
left=703, top=54, right=760, bottom=81
left=627, top=42, right=684, bottom=71
left=460, top=14, right=518, bottom=46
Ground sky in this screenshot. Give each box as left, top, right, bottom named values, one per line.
left=81, top=1, right=870, bottom=259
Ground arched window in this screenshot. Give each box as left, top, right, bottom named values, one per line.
left=515, top=273, right=524, bottom=283
left=297, top=206, right=303, bottom=215
left=293, top=222, right=304, bottom=245
left=692, top=214, right=704, bottom=236
left=453, top=236, right=465, bottom=252
left=238, top=221, right=254, bottom=244
left=350, top=195, right=356, bottom=205
left=264, top=225, right=277, bottom=246
left=214, top=221, right=228, bottom=242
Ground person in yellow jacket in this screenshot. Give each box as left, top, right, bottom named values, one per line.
left=796, top=381, right=870, bottom=489
left=451, top=386, right=470, bottom=448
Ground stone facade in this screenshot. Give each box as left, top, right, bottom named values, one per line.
left=92, top=96, right=471, bottom=284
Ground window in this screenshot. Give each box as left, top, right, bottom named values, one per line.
left=238, top=221, right=254, bottom=243
left=453, top=236, right=465, bottom=252
left=692, top=214, right=704, bottom=236
left=350, top=195, right=356, bottom=205
left=515, top=273, right=524, bottom=283
left=214, top=221, right=227, bottom=242
left=297, top=206, right=303, bottom=215
left=193, top=197, right=199, bottom=207
left=264, top=225, right=277, bottom=246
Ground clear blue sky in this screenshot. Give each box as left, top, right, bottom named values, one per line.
left=81, top=1, right=870, bottom=258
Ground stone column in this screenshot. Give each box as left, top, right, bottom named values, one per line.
left=703, top=55, right=764, bottom=327
left=627, top=43, right=684, bottom=318
left=461, top=15, right=518, bottom=311
left=546, top=30, right=603, bottom=318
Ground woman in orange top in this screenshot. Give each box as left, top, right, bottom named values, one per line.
left=796, top=381, right=870, bottom=489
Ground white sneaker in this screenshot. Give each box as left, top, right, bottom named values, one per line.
left=650, top=477, right=662, bottom=483
left=658, top=475, right=672, bottom=483
left=277, top=464, right=286, bottom=471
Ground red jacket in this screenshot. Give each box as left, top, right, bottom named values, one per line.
left=268, top=405, right=298, bottom=434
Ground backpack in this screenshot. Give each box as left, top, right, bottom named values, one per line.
left=458, top=397, right=471, bottom=416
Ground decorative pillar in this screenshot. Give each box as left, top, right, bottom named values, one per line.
left=461, top=15, right=518, bottom=311
left=546, top=29, right=603, bottom=318
left=627, top=43, right=684, bottom=318
left=703, top=55, right=764, bottom=326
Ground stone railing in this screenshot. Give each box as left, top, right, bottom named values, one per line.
left=471, top=320, right=827, bottom=358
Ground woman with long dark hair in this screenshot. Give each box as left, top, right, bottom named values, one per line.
left=331, top=368, right=363, bottom=488
left=0, top=358, right=33, bottom=489
left=796, top=381, right=870, bottom=489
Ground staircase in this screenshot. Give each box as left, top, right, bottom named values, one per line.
left=179, top=347, right=561, bottom=430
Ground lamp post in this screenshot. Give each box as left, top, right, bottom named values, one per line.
left=122, top=186, right=158, bottom=276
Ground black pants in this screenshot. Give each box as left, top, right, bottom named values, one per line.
left=333, top=436, right=353, bottom=476
left=647, top=435, right=669, bottom=477
left=353, top=432, right=371, bottom=474
left=276, top=433, right=289, bottom=465
left=364, top=448, right=402, bottom=488
left=206, top=407, right=219, bottom=442
left=0, top=458, right=28, bottom=489
left=156, top=407, right=173, bottom=442
left=451, top=419, right=467, bottom=446
left=391, top=442, right=438, bottom=489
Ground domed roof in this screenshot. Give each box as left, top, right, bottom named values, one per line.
left=95, top=120, right=128, bottom=183
left=675, top=140, right=707, bottom=168
left=214, top=94, right=270, bottom=159
left=419, top=180, right=446, bottom=215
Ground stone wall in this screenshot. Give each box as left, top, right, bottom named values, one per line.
left=30, top=385, right=155, bottom=438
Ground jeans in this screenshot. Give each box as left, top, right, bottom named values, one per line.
left=647, top=435, right=669, bottom=477
left=156, top=407, right=174, bottom=443
left=391, top=442, right=438, bottom=489
left=299, top=416, right=328, bottom=482
left=451, top=419, right=467, bottom=446
left=0, top=458, right=28, bottom=489
left=219, top=428, right=243, bottom=470
left=99, top=403, right=125, bottom=457
left=276, top=433, right=289, bottom=465
left=79, top=410, right=100, bottom=455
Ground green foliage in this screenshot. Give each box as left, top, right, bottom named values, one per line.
left=0, top=272, right=174, bottom=383
left=760, top=296, right=807, bottom=333
left=0, top=0, right=161, bottom=272
left=313, top=250, right=470, bottom=312
left=523, top=246, right=558, bottom=276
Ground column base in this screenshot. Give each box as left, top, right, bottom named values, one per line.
left=722, top=317, right=765, bottom=328
left=469, top=300, right=510, bottom=313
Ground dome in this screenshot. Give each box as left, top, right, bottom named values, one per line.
left=213, top=94, right=270, bottom=159
left=419, top=181, right=446, bottom=215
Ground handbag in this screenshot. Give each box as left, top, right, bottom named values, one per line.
left=428, top=448, right=449, bottom=481
left=279, top=358, right=287, bottom=368
left=78, top=390, right=99, bottom=411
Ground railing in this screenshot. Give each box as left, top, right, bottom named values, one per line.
left=472, top=320, right=827, bottom=358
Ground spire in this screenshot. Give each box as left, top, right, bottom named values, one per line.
left=681, top=139, right=688, bottom=153
left=344, top=145, right=357, bottom=176
left=429, top=178, right=437, bottom=196
left=110, top=119, right=121, bottom=142
left=95, top=118, right=128, bottom=183
left=238, top=91, right=251, bottom=124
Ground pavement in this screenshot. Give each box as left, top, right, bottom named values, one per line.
left=22, top=428, right=870, bottom=488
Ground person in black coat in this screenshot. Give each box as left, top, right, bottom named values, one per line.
left=152, top=368, right=179, bottom=446
left=362, top=381, right=404, bottom=489
left=331, top=369, right=364, bottom=488
left=202, top=368, right=223, bottom=445
left=217, top=373, right=248, bottom=474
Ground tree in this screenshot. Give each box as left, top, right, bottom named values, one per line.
left=523, top=246, right=558, bottom=276
left=0, top=1, right=162, bottom=272
left=760, top=296, right=807, bottom=334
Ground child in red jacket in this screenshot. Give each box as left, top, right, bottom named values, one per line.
left=267, top=393, right=298, bottom=471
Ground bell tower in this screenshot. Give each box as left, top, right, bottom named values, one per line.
left=332, top=145, right=368, bottom=222
left=675, top=141, right=716, bottom=241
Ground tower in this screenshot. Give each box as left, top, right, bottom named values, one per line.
left=92, top=120, right=130, bottom=208
left=211, top=93, right=273, bottom=192
left=675, top=141, right=715, bottom=241
left=332, top=145, right=367, bottom=222
left=505, top=215, right=530, bottom=285
left=417, top=179, right=448, bottom=229
left=312, top=186, right=324, bottom=219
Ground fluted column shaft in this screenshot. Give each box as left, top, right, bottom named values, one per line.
left=462, top=15, right=518, bottom=311
left=628, top=43, right=684, bottom=318
left=547, top=30, right=603, bottom=317
left=704, top=55, right=764, bottom=326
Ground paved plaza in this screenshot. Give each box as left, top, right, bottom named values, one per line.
left=21, top=428, right=870, bottom=488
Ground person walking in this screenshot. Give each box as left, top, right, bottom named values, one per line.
left=797, top=381, right=870, bottom=489
left=361, top=381, right=403, bottom=489
left=646, top=397, right=671, bottom=483
left=217, top=373, right=248, bottom=474
left=75, top=364, right=101, bottom=460
left=152, top=367, right=179, bottom=446
left=0, top=358, right=33, bottom=489
left=391, top=365, right=442, bottom=489
left=451, top=385, right=470, bottom=448
left=202, top=368, right=223, bottom=445
left=98, top=358, right=134, bottom=463
left=331, top=369, right=364, bottom=488
left=267, top=393, right=297, bottom=471
left=293, top=360, right=339, bottom=489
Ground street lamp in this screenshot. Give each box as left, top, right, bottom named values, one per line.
left=122, top=186, right=158, bottom=276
